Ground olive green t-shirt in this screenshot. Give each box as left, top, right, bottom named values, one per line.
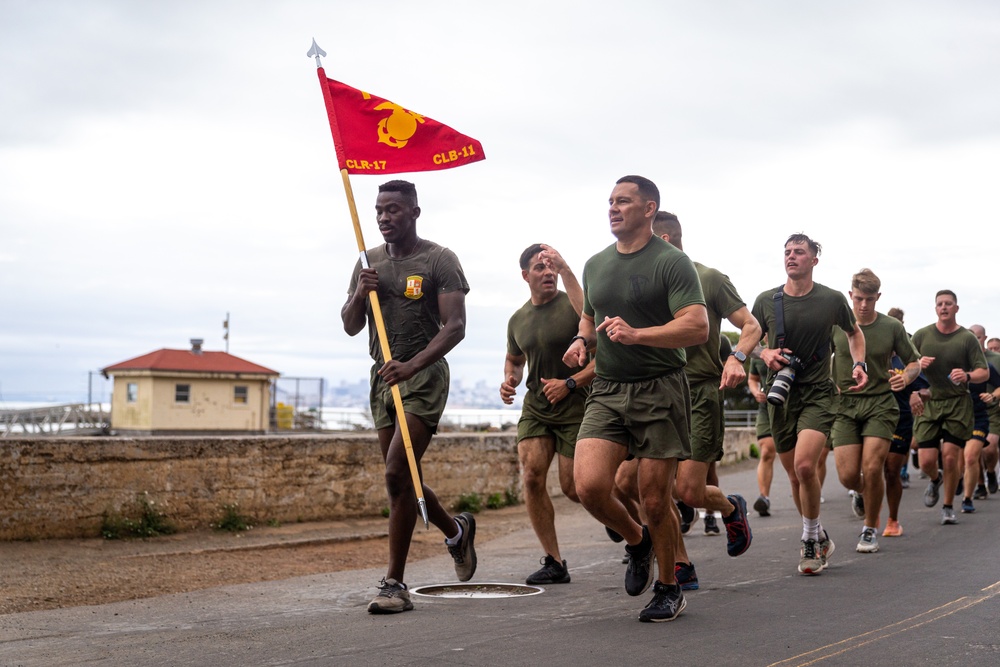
left=684, top=262, right=745, bottom=384
left=348, top=240, right=470, bottom=365
left=582, top=235, right=705, bottom=382
left=751, top=282, right=855, bottom=386
left=910, top=324, right=988, bottom=400
left=507, top=291, right=588, bottom=425
left=831, top=312, right=919, bottom=395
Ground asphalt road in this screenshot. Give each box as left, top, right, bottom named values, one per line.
left=2, top=461, right=999, bottom=666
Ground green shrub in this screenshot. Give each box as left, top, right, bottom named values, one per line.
left=101, top=492, right=176, bottom=540
left=504, top=485, right=520, bottom=507
left=749, top=443, right=761, bottom=459
left=214, top=503, right=253, bottom=533
left=486, top=492, right=505, bottom=509
left=455, top=492, right=482, bottom=514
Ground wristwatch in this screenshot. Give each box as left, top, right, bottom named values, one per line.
left=730, top=350, right=747, bottom=363
left=853, top=361, right=868, bottom=373
left=565, top=377, right=577, bottom=392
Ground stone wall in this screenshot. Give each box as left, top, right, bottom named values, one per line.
left=0, top=429, right=755, bottom=541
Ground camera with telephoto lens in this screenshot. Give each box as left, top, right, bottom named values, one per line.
left=767, top=353, right=805, bottom=406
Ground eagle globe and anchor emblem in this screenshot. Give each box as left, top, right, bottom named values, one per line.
left=374, top=102, right=425, bottom=148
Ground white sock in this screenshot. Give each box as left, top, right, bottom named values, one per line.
left=863, top=525, right=876, bottom=533
left=802, top=517, right=820, bottom=542
left=445, top=519, right=463, bottom=546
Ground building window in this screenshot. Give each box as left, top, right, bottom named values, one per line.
left=126, top=383, right=138, bottom=403
left=175, top=384, right=191, bottom=403
left=234, top=385, right=248, bottom=404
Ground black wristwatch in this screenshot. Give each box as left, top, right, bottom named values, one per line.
left=853, top=361, right=868, bottom=373
left=565, top=377, right=577, bottom=392
left=730, top=350, right=747, bottom=363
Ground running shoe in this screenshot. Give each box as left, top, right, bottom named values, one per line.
left=367, top=578, right=413, bottom=614
left=704, top=514, right=721, bottom=535
left=677, top=501, right=697, bottom=534
left=818, top=529, right=835, bottom=568
left=961, top=498, right=976, bottom=514
left=798, top=539, right=823, bottom=575
left=621, top=551, right=630, bottom=565
left=988, top=471, right=999, bottom=494
left=722, top=494, right=752, bottom=557
left=447, top=512, right=478, bottom=582
left=973, top=484, right=988, bottom=501
left=923, top=473, right=942, bottom=507
left=941, top=506, right=958, bottom=525
left=753, top=494, right=771, bottom=517
left=639, top=581, right=687, bottom=623
left=624, top=525, right=655, bottom=596
left=955, top=477, right=964, bottom=498
left=856, top=527, right=879, bottom=553
left=606, top=526, right=625, bottom=543
left=850, top=490, right=865, bottom=519
left=526, top=555, right=571, bottom=585
left=882, top=518, right=903, bottom=537
left=674, top=561, right=699, bottom=591
left=900, top=469, right=910, bottom=489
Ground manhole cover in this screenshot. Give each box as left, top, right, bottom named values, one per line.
left=410, top=583, right=544, bottom=599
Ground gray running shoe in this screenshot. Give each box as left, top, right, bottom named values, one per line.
left=526, top=555, right=570, bottom=585
left=639, top=581, right=686, bottom=622
left=973, top=484, right=988, bottom=500
left=367, top=578, right=413, bottom=614
left=624, top=525, right=655, bottom=596
left=856, top=527, right=879, bottom=553
left=941, top=506, right=958, bottom=525
left=850, top=491, right=865, bottom=519
left=923, top=473, right=942, bottom=507
left=798, top=539, right=823, bottom=575
left=753, top=495, right=771, bottom=517
left=703, top=514, right=721, bottom=535
left=819, top=529, right=836, bottom=568
left=447, top=512, right=478, bottom=582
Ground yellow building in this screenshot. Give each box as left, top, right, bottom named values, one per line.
left=103, top=339, right=279, bottom=435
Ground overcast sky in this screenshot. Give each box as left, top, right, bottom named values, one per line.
left=2, top=0, right=999, bottom=404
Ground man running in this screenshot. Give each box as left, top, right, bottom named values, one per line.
left=342, top=180, right=476, bottom=614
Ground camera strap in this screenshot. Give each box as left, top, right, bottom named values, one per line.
left=771, top=286, right=829, bottom=366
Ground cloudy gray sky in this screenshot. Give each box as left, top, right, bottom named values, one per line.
left=2, top=0, right=999, bottom=403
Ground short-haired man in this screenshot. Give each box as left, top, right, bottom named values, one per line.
left=830, top=269, right=921, bottom=553
left=651, top=212, right=758, bottom=587
left=751, top=233, right=868, bottom=575
left=988, top=338, right=1000, bottom=354
left=501, top=243, right=595, bottom=585
left=342, top=180, right=476, bottom=614
left=911, top=290, right=988, bottom=525
left=564, top=175, right=709, bottom=622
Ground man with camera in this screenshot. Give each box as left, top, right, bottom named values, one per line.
left=751, top=234, right=867, bottom=576
left=829, top=269, right=921, bottom=554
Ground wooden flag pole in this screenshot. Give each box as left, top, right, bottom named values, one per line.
left=339, top=166, right=430, bottom=530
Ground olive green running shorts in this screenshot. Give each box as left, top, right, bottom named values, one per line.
left=914, top=395, right=974, bottom=445
left=831, top=392, right=899, bottom=447
left=689, top=378, right=724, bottom=463
left=369, top=358, right=450, bottom=432
left=517, top=416, right=579, bottom=459
left=767, top=380, right=837, bottom=454
left=577, top=371, right=692, bottom=461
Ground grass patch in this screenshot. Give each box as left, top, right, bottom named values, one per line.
left=454, top=492, right=482, bottom=514
left=213, top=503, right=253, bottom=533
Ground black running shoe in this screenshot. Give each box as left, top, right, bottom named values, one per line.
left=447, top=512, right=477, bottom=582
left=638, top=581, right=686, bottom=622
left=674, top=562, right=699, bottom=591
left=974, top=484, right=988, bottom=500
left=624, top=525, right=655, bottom=596
left=526, top=555, right=570, bottom=585
left=606, top=526, right=625, bottom=543
left=677, top=501, right=696, bottom=534
left=988, top=471, right=999, bottom=495
left=753, top=495, right=771, bottom=517
left=704, top=514, right=720, bottom=535
left=722, top=494, right=752, bottom=557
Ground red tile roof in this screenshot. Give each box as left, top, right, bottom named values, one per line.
left=103, top=349, right=279, bottom=376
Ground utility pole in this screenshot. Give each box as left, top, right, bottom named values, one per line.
left=223, top=312, right=230, bottom=353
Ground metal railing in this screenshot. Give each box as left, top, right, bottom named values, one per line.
left=1, top=404, right=110, bottom=437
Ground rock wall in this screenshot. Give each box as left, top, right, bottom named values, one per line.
left=0, top=429, right=754, bottom=540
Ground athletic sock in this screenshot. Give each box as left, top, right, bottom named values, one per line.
left=802, top=517, right=820, bottom=542
left=444, top=520, right=463, bottom=546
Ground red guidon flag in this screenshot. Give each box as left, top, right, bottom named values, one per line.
left=317, top=68, right=485, bottom=174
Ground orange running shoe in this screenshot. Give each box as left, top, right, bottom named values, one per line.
left=882, top=518, right=903, bottom=537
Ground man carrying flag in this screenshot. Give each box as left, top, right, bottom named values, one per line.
left=342, top=179, right=475, bottom=614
